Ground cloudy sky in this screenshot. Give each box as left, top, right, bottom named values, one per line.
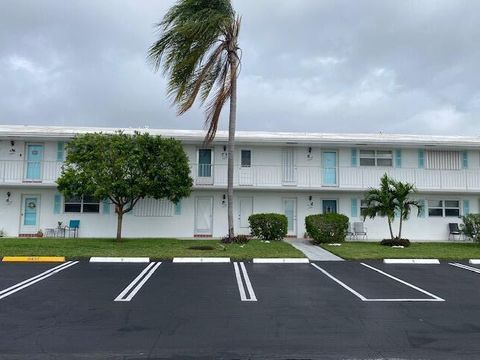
left=1, top=0, right=479, bottom=135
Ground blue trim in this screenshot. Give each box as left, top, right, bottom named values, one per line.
left=351, top=149, right=357, bottom=167
left=418, top=199, right=426, bottom=218
left=102, top=199, right=110, bottom=215
left=53, top=194, right=61, bottom=214
left=463, top=200, right=470, bottom=216
left=463, top=151, right=468, bottom=169
left=418, top=149, right=425, bottom=168
left=174, top=201, right=182, bottom=215
left=395, top=149, right=402, bottom=168
left=350, top=198, right=358, bottom=218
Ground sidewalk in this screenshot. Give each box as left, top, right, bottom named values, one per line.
left=287, top=239, right=344, bottom=261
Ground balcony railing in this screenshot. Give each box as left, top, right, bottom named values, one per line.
left=190, top=163, right=480, bottom=191
left=1, top=159, right=478, bottom=192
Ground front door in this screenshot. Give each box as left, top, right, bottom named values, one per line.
left=282, top=148, right=296, bottom=184
left=322, top=151, right=337, bottom=186
left=238, top=197, right=253, bottom=234
left=20, top=195, right=40, bottom=234
left=322, top=199, right=337, bottom=214
left=25, top=144, right=44, bottom=180
left=197, top=149, right=213, bottom=185
left=195, top=196, right=213, bottom=235
left=283, top=198, right=297, bottom=236
left=238, top=150, right=253, bottom=185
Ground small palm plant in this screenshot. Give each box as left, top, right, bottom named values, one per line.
left=362, top=174, right=422, bottom=240
left=148, top=0, right=241, bottom=238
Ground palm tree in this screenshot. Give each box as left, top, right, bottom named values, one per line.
left=148, top=0, right=241, bottom=238
left=362, top=174, right=396, bottom=239
left=391, top=180, right=422, bottom=239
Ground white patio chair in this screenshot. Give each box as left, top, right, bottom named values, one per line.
left=353, top=222, right=367, bottom=240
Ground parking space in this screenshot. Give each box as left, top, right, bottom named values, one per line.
left=2, top=261, right=480, bottom=358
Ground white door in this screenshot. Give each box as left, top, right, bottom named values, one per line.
left=20, top=195, right=40, bottom=234
left=283, top=198, right=297, bottom=236
left=195, top=196, right=213, bottom=235
left=282, top=148, right=296, bottom=184
left=238, top=197, right=253, bottom=234
left=238, top=149, right=253, bottom=186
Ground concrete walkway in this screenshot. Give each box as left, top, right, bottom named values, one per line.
left=287, top=239, right=344, bottom=261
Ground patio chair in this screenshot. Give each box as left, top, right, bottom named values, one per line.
left=66, top=220, right=80, bottom=238
left=347, top=223, right=355, bottom=240
left=448, top=223, right=462, bottom=241
left=353, top=222, right=367, bottom=240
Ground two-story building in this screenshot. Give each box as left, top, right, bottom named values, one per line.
left=0, top=125, right=479, bottom=240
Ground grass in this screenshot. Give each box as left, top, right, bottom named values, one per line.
left=320, top=241, right=480, bottom=260
left=0, top=238, right=304, bottom=260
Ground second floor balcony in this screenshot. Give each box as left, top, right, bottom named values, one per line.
left=1, top=159, right=479, bottom=192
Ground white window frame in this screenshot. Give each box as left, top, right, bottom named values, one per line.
left=427, top=199, right=460, bottom=218
left=240, top=149, right=252, bottom=168
left=64, top=195, right=100, bottom=214
left=359, top=149, right=393, bottom=167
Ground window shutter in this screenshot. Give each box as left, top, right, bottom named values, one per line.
left=418, top=199, right=426, bottom=218
left=174, top=200, right=182, bottom=215
left=418, top=149, right=425, bottom=168
left=463, top=200, right=470, bottom=216
left=350, top=198, right=358, bottom=218
left=351, top=149, right=357, bottom=167
left=395, top=149, right=402, bottom=168
left=102, top=199, right=110, bottom=215
left=53, top=194, right=61, bottom=214
left=57, top=142, right=65, bottom=161
left=463, top=151, right=468, bottom=169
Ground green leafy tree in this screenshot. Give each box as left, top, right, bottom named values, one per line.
left=362, top=174, right=422, bottom=240
left=57, top=132, right=193, bottom=241
left=148, top=0, right=241, bottom=238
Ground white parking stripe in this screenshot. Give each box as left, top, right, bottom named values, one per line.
left=449, top=262, right=480, bottom=274
left=360, top=263, right=444, bottom=302
left=311, top=263, right=445, bottom=302
left=233, top=262, right=257, bottom=302
left=0, top=261, right=79, bottom=300
left=114, top=262, right=161, bottom=302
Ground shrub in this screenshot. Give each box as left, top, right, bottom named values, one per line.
left=461, top=214, right=480, bottom=242
left=220, top=234, right=251, bottom=244
left=248, top=213, right=288, bottom=241
left=305, top=213, right=349, bottom=244
left=380, top=238, right=411, bottom=247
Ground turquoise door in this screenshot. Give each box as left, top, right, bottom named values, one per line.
left=26, top=144, right=43, bottom=180
left=322, top=151, right=337, bottom=185
left=322, top=200, right=337, bottom=214
left=198, top=149, right=212, bottom=177
left=23, top=197, right=38, bottom=226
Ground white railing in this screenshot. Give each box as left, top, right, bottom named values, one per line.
left=190, top=163, right=480, bottom=191
left=1, top=159, right=478, bottom=192
left=0, top=160, right=62, bottom=184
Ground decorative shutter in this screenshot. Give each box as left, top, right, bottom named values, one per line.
left=53, top=194, right=61, bottom=214
left=102, top=199, right=110, bottom=215
left=351, top=149, right=357, bottom=167
left=395, top=149, right=402, bottom=168
left=418, top=149, right=425, bottom=168
left=350, top=198, right=358, bottom=218
left=57, top=142, right=65, bottom=161
left=174, top=200, right=182, bottom=215
left=463, top=151, right=468, bottom=169
left=418, top=199, right=426, bottom=218
left=463, top=200, right=470, bottom=216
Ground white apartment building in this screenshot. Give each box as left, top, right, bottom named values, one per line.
left=0, top=125, right=478, bottom=241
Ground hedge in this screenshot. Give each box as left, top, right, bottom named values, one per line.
left=248, top=213, right=288, bottom=241
left=305, top=213, right=349, bottom=244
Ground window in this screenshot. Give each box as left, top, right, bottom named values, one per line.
left=359, top=150, right=393, bottom=167
left=425, top=151, right=461, bottom=170
left=198, top=149, right=212, bottom=177
left=360, top=199, right=369, bottom=216
left=241, top=150, right=251, bottom=167
left=428, top=200, right=460, bottom=217
left=64, top=196, right=100, bottom=213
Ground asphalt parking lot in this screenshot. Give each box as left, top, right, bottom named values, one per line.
left=1, top=261, right=480, bottom=359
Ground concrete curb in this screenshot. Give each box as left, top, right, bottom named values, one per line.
left=172, top=257, right=231, bottom=263
left=469, top=259, right=480, bottom=264
left=384, top=259, right=440, bottom=264
left=252, top=258, right=310, bottom=264
left=89, top=257, right=150, bottom=263
left=2, top=256, right=65, bottom=262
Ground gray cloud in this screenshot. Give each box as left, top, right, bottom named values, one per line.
left=0, top=0, right=479, bottom=135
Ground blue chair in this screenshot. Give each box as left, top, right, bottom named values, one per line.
left=67, top=220, right=80, bottom=238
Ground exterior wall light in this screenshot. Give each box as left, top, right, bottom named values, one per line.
left=6, top=191, right=12, bottom=205
left=307, top=147, right=313, bottom=160
left=222, top=194, right=226, bottom=206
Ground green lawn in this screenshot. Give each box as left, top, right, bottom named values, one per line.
left=320, top=241, right=480, bottom=260
left=0, top=238, right=304, bottom=260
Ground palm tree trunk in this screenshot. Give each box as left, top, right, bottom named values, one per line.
left=227, top=57, right=237, bottom=238
left=398, top=211, right=403, bottom=239
left=388, top=217, right=394, bottom=240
